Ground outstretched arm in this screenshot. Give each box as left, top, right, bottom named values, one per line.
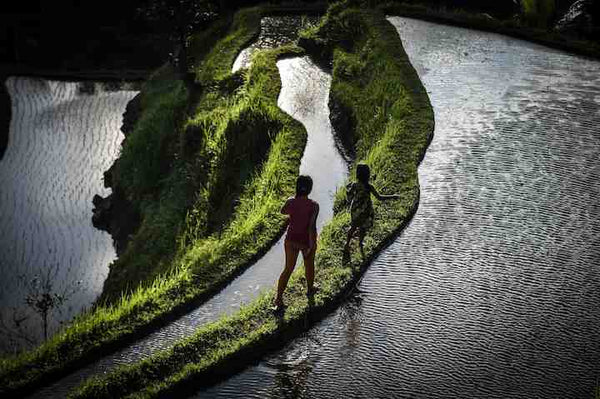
left=369, top=184, right=400, bottom=201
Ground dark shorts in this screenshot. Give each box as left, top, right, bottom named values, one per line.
left=285, top=239, right=308, bottom=250
left=285, top=238, right=317, bottom=255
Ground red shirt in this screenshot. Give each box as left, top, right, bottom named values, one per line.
left=282, top=197, right=318, bottom=246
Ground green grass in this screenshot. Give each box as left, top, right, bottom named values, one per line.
left=0, top=7, right=307, bottom=396
left=378, top=1, right=600, bottom=60
left=68, top=3, right=434, bottom=398
left=99, top=9, right=263, bottom=303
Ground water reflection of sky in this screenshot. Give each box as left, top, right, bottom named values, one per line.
left=0, top=78, right=137, bottom=352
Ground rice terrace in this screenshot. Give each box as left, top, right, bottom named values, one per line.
left=1, top=0, right=599, bottom=398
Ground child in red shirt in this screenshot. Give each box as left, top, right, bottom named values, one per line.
left=273, top=175, right=319, bottom=311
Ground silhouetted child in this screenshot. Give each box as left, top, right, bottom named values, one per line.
left=344, top=164, right=400, bottom=260
left=273, top=175, right=320, bottom=312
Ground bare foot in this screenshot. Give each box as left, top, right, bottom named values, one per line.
left=272, top=297, right=285, bottom=313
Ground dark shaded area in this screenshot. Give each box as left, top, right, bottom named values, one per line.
left=556, top=0, right=600, bottom=39
left=91, top=93, right=142, bottom=256
left=2, top=0, right=596, bottom=80
left=92, top=189, right=141, bottom=256
left=0, top=0, right=326, bottom=72
left=0, top=1, right=168, bottom=72
left=0, top=76, right=10, bottom=161
left=373, top=0, right=571, bottom=20
left=327, top=93, right=357, bottom=162
left=372, top=0, right=521, bottom=18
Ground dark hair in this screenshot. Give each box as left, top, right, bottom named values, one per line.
left=356, top=163, right=370, bottom=184
left=296, top=175, right=313, bottom=196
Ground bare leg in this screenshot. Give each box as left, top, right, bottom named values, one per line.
left=275, top=240, right=300, bottom=306
left=358, top=228, right=366, bottom=259
left=345, top=225, right=358, bottom=251
left=302, top=244, right=316, bottom=294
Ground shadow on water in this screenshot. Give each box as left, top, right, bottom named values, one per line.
left=196, top=17, right=600, bottom=399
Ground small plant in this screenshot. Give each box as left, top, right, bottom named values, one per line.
left=0, top=263, right=81, bottom=353
left=20, top=269, right=69, bottom=341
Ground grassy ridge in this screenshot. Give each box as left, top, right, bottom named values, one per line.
left=0, top=7, right=307, bottom=396
left=69, top=3, right=434, bottom=398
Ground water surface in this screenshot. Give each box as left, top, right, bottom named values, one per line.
left=0, top=78, right=137, bottom=352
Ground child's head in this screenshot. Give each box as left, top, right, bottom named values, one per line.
left=356, top=163, right=370, bottom=184
left=296, top=175, right=313, bottom=196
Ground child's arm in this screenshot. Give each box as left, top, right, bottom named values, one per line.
left=369, top=184, right=401, bottom=201
left=308, top=203, right=320, bottom=253
left=281, top=197, right=294, bottom=214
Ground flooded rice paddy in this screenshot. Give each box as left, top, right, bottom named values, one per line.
left=196, top=17, right=600, bottom=399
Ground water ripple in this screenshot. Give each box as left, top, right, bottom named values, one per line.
left=0, top=78, right=137, bottom=352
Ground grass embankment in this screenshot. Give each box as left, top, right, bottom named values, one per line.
left=378, top=1, right=600, bottom=60
left=69, top=3, right=434, bottom=398
left=0, top=7, right=307, bottom=396
left=100, top=9, right=256, bottom=301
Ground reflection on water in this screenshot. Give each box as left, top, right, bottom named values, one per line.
left=30, top=16, right=347, bottom=398
left=0, top=78, right=137, bottom=353
left=198, top=17, right=600, bottom=399
left=279, top=57, right=347, bottom=226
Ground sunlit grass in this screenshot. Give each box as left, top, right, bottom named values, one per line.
left=195, top=8, right=262, bottom=84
